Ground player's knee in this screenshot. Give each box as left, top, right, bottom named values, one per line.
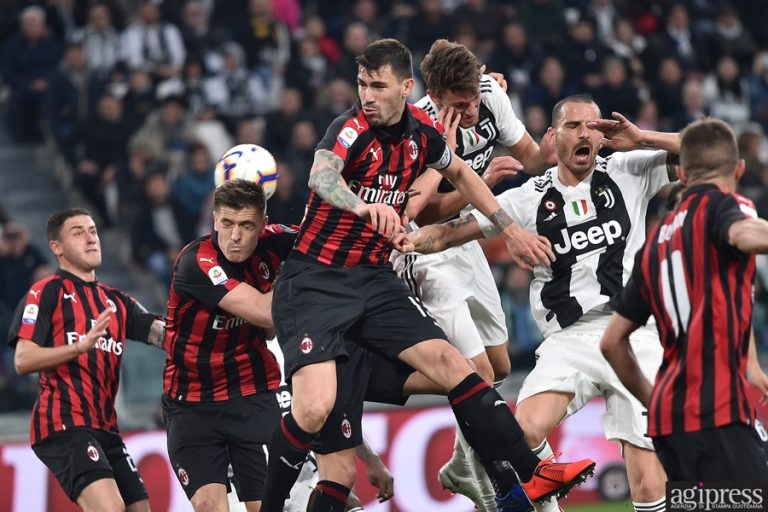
left=191, top=493, right=224, bottom=512
left=514, top=410, right=548, bottom=446
left=293, top=398, right=334, bottom=433
left=628, top=465, right=666, bottom=502
left=473, top=357, right=495, bottom=385
left=331, top=463, right=358, bottom=488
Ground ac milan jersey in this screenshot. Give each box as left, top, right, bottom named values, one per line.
left=473, top=150, right=671, bottom=337
left=294, top=102, right=452, bottom=267
left=163, top=225, right=295, bottom=402
left=416, top=74, right=526, bottom=194
left=612, top=185, right=757, bottom=436
left=8, top=269, right=156, bottom=444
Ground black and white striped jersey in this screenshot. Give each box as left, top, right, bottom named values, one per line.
left=416, top=74, right=526, bottom=190
left=473, top=150, right=671, bottom=337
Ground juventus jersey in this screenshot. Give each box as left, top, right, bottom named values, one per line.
left=416, top=74, right=526, bottom=194
left=473, top=150, right=671, bottom=337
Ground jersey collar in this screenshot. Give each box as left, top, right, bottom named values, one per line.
left=56, top=268, right=98, bottom=286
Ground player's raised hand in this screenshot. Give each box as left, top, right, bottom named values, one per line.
left=437, top=106, right=461, bottom=151
left=366, top=455, right=395, bottom=502
left=587, top=112, right=644, bottom=151
left=364, top=203, right=402, bottom=239
left=480, top=64, right=507, bottom=92
left=76, top=309, right=112, bottom=354
left=501, top=225, right=555, bottom=271
left=483, top=156, right=525, bottom=188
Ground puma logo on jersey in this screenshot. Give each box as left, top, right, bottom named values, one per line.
left=199, top=257, right=215, bottom=264
left=63, top=293, right=77, bottom=303
left=29, top=289, right=40, bottom=298
left=553, top=219, right=623, bottom=255
left=369, top=146, right=381, bottom=161
left=494, top=400, right=507, bottom=407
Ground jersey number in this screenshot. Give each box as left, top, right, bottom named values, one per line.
left=660, top=250, right=690, bottom=336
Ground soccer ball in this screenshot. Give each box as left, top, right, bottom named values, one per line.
left=214, top=144, right=278, bottom=199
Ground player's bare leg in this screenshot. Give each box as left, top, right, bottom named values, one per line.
left=515, top=391, right=572, bottom=512
left=307, top=449, right=357, bottom=512
left=125, top=500, right=151, bottom=512
left=622, top=442, right=667, bottom=512
left=190, top=483, right=228, bottom=512
left=485, top=343, right=511, bottom=383
left=76, top=478, right=126, bottom=512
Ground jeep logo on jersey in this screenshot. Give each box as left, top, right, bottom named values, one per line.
left=300, top=336, right=313, bottom=354
left=341, top=418, right=352, bottom=439
left=349, top=180, right=408, bottom=206
left=87, top=445, right=100, bottom=462
left=553, top=219, right=624, bottom=255
left=464, top=146, right=494, bottom=172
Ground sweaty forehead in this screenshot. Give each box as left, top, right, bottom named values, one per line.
left=217, top=206, right=263, bottom=222
left=559, top=102, right=600, bottom=124
left=358, top=65, right=396, bottom=82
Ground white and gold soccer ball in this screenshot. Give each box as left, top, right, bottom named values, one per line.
left=214, top=144, right=278, bottom=199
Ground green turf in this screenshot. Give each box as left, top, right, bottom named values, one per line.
left=566, top=501, right=634, bottom=512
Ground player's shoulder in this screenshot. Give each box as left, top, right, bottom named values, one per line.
left=733, top=192, right=758, bottom=218
left=528, top=167, right=558, bottom=195
left=177, top=235, right=219, bottom=273
left=408, top=102, right=440, bottom=131
left=327, top=105, right=370, bottom=141
left=479, top=74, right=509, bottom=110
left=24, top=273, right=62, bottom=307
left=414, top=95, right=439, bottom=120
left=258, top=224, right=298, bottom=250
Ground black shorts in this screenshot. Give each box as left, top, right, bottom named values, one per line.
left=652, top=422, right=768, bottom=481
left=311, top=343, right=415, bottom=455
left=273, top=256, right=446, bottom=379
left=163, top=392, right=281, bottom=501
left=32, top=427, right=148, bottom=504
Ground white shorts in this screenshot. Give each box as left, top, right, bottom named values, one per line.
left=391, top=240, right=508, bottom=359
left=516, top=314, right=662, bottom=450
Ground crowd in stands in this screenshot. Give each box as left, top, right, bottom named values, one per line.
left=2, top=0, right=768, bottom=412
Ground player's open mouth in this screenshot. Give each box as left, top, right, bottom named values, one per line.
left=575, top=146, right=590, bottom=157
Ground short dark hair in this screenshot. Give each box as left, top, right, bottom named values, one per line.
left=680, top=118, right=738, bottom=180
left=356, top=38, right=412, bottom=81
left=213, top=179, right=266, bottom=215
left=47, top=207, right=92, bottom=241
left=420, top=39, right=481, bottom=98
left=551, top=94, right=600, bottom=127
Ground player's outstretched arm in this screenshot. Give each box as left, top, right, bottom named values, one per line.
left=729, top=217, right=768, bottom=254
left=309, top=149, right=401, bottom=238
left=393, top=214, right=484, bottom=254
left=599, top=312, right=653, bottom=408
left=144, top=318, right=166, bottom=349
left=588, top=112, right=681, bottom=154
left=14, top=309, right=112, bottom=374
left=218, top=285, right=273, bottom=329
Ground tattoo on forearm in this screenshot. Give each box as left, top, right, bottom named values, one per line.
left=146, top=319, right=165, bottom=349
left=640, top=140, right=655, bottom=148
left=309, top=150, right=364, bottom=212
left=666, top=153, right=680, bottom=181
left=415, top=233, right=438, bottom=252
left=488, top=208, right=514, bottom=231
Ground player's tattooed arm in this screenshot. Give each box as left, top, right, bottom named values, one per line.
left=146, top=319, right=166, bottom=349
left=488, top=207, right=514, bottom=232
left=406, top=215, right=482, bottom=253
left=666, top=153, right=680, bottom=182
left=308, top=149, right=365, bottom=213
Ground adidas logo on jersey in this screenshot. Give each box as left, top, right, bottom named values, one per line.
left=553, top=219, right=623, bottom=255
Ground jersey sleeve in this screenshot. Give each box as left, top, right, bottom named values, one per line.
left=420, top=114, right=452, bottom=171
left=610, top=249, right=652, bottom=325
left=610, top=150, right=671, bottom=199
left=172, top=245, right=241, bottom=310
left=316, top=111, right=364, bottom=166
left=481, top=75, right=526, bottom=147
left=262, top=224, right=298, bottom=260
left=7, top=280, right=57, bottom=348
left=710, top=192, right=751, bottom=252
left=470, top=186, right=527, bottom=238
left=114, top=289, right=159, bottom=343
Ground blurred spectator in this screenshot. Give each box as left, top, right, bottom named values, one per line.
left=488, top=21, right=540, bottom=98
left=42, top=0, right=89, bottom=44
left=264, top=87, right=307, bottom=157
left=702, top=55, right=751, bottom=130
left=130, top=172, right=195, bottom=286
left=449, top=0, right=508, bottom=58
left=121, top=0, right=186, bottom=81
left=672, top=78, right=710, bottom=131
left=737, top=126, right=766, bottom=190
left=525, top=56, right=578, bottom=123
left=45, top=41, right=101, bottom=163
left=180, top=0, right=224, bottom=66
left=315, top=77, right=356, bottom=129
left=748, top=52, right=768, bottom=132
left=635, top=100, right=660, bottom=131
left=122, top=68, right=157, bottom=130
left=2, top=6, right=63, bottom=143
left=499, top=265, right=542, bottom=355
left=589, top=56, right=642, bottom=119
left=130, top=94, right=197, bottom=173
left=345, top=0, right=386, bottom=41
left=404, top=0, right=452, bottom=58
left=236, top=117, right=267, bottom=146
left=267, top=160, right=306, bottom=225
left=72, top=93, right=133, bottom=227
left=274, top=0, right=303, bottom=34
left=523, top=104, right=548, bottom=143
left=172, top=142, right=215, bottom=222
left=0, top=222, right=51, bottom=316
left=205, top=41, right=281, bottom=129
left=651, top=57, right=684, bottom=131
left=643, top=2, right=711, bottom=76
left=709, top=4, right=756, bottom=72
left=73, top=2, right=122, bottom=80
left=561, top=16, right=611, bottom=90
left=586, top=0, right=619, bottom=44
left=303, top=14, right=341, bottom=65
left=176, top=57, right=210, bottom=116
left=606, top=17, right=646, bottom=79
left=117, top=141, right=164, bottom=223
left=285, top=35, right=329, bottom=106
left=516, top=0, right=568, bottom=52
left=284, top=119, right=317, bottom=198
left=332, top=22, right=370, bottom=85
left=236, top=0, right=290, bottom=77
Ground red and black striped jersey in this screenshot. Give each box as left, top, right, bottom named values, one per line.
left=163, top=224, right=295, bottom=402
left=7, top=269, right=156, bottom=445
left=612, top=184, right=757, bottom=436
left=294, top=101, right=452, bottom=267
